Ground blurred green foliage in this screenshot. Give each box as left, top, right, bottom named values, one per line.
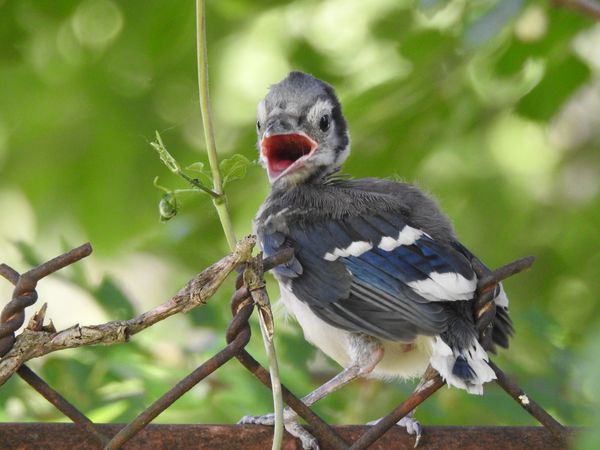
left=0, top=0, right=599, bottom=446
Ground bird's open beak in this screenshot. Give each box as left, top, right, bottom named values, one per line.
left=260, top=132, right=318, bottom=181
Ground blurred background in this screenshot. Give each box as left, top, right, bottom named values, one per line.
left=0, top=0, right=599, bottom=447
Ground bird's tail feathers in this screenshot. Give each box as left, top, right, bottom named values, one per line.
left=429, top=336, right=496, bottom=395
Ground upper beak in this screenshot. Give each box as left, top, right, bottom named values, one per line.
left=263, top=119, right=292, bottom=139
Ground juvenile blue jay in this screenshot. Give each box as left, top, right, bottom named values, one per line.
left=241, top=72, right=513, bottom=448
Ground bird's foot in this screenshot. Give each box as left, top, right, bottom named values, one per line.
left=239, top=412, right=277, bottom=426
left=239, top=412, right=320, bottom=450
left=367, top=414, right=422, bottom=447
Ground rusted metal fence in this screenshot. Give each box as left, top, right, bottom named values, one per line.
left=0, top=243, right=572, bottom=449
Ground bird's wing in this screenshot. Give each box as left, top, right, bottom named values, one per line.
left=263, top=211, right=477, bottom=342
left=452, top=242, right=514, bottom=351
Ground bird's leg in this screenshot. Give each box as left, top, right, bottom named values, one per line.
left=239, top=334, right=384, bottom=450
left=301, top=334, right=384, bottom=408
left=367, top=410, right=421, bottom=447
left=366, top=365, right=439, bottom=447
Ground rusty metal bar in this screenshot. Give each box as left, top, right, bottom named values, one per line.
left=103, top=304, right=254, bottom=450
left=476, top=256, right=535, bottom=291
left=104, top=252, right=297, bottom=450
left=23, top=243, right=93, bottom=282
left=349, top=371, right=445, bottom=450
left=0, top=243, right=93, bottom=357
left=235, top=349, right=349, bottom=450
left=229, top=280, right=349, bottom=450
left=473, top=255, right=535, bottom=322
left=0, top=244, right=107, bottom=444
left=17, top=364, right=109, bottom=446
left=235, top=251, right=568, bottom=450
left=0, top=423, right=575, bottom=449
left=0, top=244, right=569, bottom=450
left=262, top=248, right=294, bottom=272
left=489, top=361, right=568, bottom=442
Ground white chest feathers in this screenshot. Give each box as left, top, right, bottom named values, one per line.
left=278, top=284, right=431, bottom=380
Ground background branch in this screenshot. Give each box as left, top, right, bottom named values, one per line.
left=553, top=0, right=600, bottom=19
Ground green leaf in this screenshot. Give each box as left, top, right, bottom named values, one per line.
left=220, top=154, right=250, bottom=186
left=468, top=55, right=545, bottom=107
left=185, top=161, right=213, bottom=187
left=186, top=161, right=205, bottom=173
left=517, top=54, right=591, bottom=121
left=87, top=400, right=130, bottom=423
left=93, top=275, right=135, bottom=320
left=12, top=240, right=44, bottom=268
left=59, top=236, right=90, bottom=288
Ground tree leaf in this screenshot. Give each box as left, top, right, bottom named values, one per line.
left=59, top=236, right=90, bottom=288
left=220, top=154, right=250, bottom=186
left=12, top=240, right=44, bottom=268
left=186, top=161, right=206, bottom=173
left=93, top=275, right=135, bottom=320
left=517, top=54, right=590, bottom=121
left=185, top=161, right=213, bottom=187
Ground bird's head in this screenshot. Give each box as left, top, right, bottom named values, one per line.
left=256, top=71, right=350, bottom=186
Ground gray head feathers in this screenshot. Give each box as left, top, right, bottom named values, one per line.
left=256, top=72, right=350, bottom=186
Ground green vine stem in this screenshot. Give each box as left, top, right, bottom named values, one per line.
left=195, top=1, right=236, bottom=249
left=195, top=1, right=284, bottom=449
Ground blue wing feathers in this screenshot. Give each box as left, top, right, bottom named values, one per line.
left=350, top=282, right=445, bottom=331
left=345, top=215, right=388, bottom=244
left=363, top=214, right=403, bottom=238
left=263, top=231, right=303, bottom=278
left=262, top=210, right=475, bottom=341
left=417, top=237, right=473, bottom=277
left=372, top=246, right=431, bottom=279
left=345, top=255, right=403, bottom=294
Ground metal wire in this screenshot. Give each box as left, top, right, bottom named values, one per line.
left=0, top=243, right=92, bottom=356
left=104, top=302, right=254, bottom=449
left=17, top=364, right=109, bottom=446
left=0, top=244, right=569, bottom=449
left=0, top=423, right=574, bottom=449
left=229, top=282, right=349, bottom=450
left=0, top=244, right=108, bottom=444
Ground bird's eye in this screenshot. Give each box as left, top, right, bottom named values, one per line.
left=256, top=120, right=261, bottom=130
left=319, top=114, right=330, bottom=132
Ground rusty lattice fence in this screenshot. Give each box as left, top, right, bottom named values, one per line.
left=0, top=241, right=572, bottom=449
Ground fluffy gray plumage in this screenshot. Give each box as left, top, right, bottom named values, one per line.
left=254, top=71, right=512, bottom=394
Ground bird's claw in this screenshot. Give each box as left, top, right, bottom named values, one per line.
left=239, top=413, right=276, bottom=426
left=285, top=420, right=320, bottom=450
left=397, top=415, right=422, bottom=447
left=367, top=415, right=422, bottom=447
left=238, top=413, right=320, bottom=450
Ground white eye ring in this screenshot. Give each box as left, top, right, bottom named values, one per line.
left=307, top=98, right=334, bottom=129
